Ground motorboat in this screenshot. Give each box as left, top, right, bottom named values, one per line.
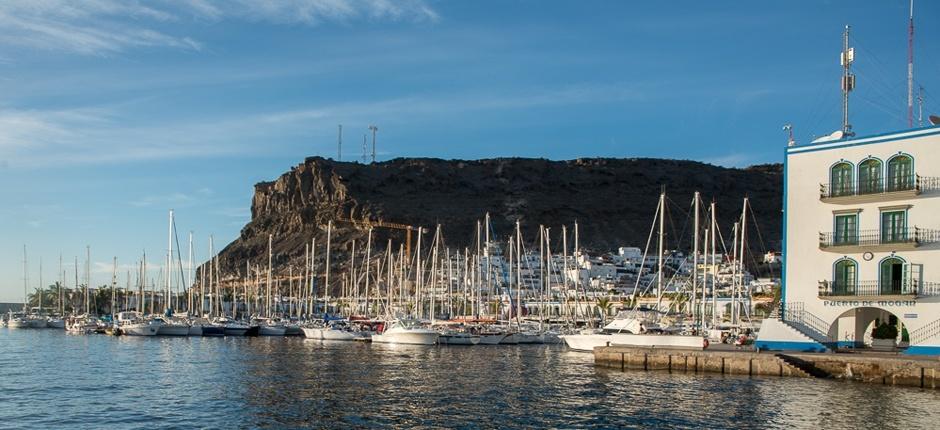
left=66, top=315, right=100, bottom=334
left=372, top=319, right=439, bottom=345
left=7, top=312, right=29, bottom=329
left=560, top=311, right=705, bottom=352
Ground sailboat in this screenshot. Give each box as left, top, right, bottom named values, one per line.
left=372, top=318, right=439, bottom=345
left=560, top=191, right=706, bottom=352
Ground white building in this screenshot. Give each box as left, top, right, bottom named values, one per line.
left=758, top=126, right=940, bottom=355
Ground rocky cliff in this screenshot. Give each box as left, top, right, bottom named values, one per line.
left=212, top=157, right=782, bottom=281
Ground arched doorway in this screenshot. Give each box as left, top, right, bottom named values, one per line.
left=879, top=256, right=905, bottom=295
left=833, top=258, right=857, bottom=295
left=833, top=307, right=908, bottom=350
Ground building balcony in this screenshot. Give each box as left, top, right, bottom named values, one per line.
left=818, top=227, right=940, bottom=253
left=819, top=175, right=940, bottom=204
left=818, top=280, right=940, bottom=300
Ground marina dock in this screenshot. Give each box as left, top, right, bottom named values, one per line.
left=594, top=345, right=940, bottom=389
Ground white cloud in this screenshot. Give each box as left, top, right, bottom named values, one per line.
left=0, top=83, right=647, bottom=168
left=0, top=0, right=437, bottom=56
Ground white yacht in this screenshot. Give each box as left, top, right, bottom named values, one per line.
left=255, top=318, right=287, bottom=336
left=7, top=312, right=29, bottom=329
left=118, top=312, right=164, bottom=336
left=560, top=312, right=705, bottom=352
left=372, top=319, right=439, bottom=345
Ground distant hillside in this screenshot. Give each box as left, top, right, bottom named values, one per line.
left=210, top=157, right=782, bottom=281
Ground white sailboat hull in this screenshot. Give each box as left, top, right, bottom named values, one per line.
left=561, top=333, right=706, bottom=352
left=439, top=334, right=481, bottom=345
left=302, top=327, right=324, bottom=339
left=320, top=329, right=360, bottom=341
left=157, top=324, right=190, bottom=336
left=372, top=329, right=439, bottom=345
left=476, top=333, right=507, bottom=345
left=259, top=325, right=287, bottom=336
left=47, top=319, right=66, bottom=329
left=123, top=323, right=161, bottom=336
left=7, top=319, right=29, bottom=329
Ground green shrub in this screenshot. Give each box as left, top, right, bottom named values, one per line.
left=872, top=322, right=898, bottom=340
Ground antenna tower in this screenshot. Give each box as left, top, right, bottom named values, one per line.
left=368, top=125, right=378, bottom=163
left=841, top=25, right=855, bottom=137
left=907, top=0, right=915, bottom=127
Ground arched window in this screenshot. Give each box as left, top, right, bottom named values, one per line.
left=834, top=258, right=857, bottom=295
left=830, top=162, right=854, bottom=197
left=879, top=257, right=905, bottom=294
left=887, top=154, right=913, bottom=191
left=858, top=158, right=882, bottom=194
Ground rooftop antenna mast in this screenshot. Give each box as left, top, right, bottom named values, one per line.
left=841, top=25, right=856, bottom=137
left=783, top=123, right=795, bottom=146
left=918, top=86, right=924, bottom=127
left=368, top=125, right=378, bottom=163
left=907, top=0, right=915, bottom=128
left=337, top=124, right=343, bottom=161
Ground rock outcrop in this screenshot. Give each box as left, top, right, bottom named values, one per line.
left=213, top=157, right=782, bottom=282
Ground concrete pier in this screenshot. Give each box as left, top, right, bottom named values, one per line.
left=595, top=346, right=940, bottom=389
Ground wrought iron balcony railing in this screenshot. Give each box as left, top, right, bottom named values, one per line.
left=818, top=279, right=940, bottom=297
left=819, top=175, right=940, bottom=199
left=819, top=227, right=940, bottom=249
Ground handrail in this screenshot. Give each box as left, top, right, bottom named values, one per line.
left=818, top=227, right=940, bottom=248
left=818, top=280, right=940, bottom=297
left=909, top=317, right=940, bottom=346
left=780, top=301, right=832, bottom=344
left=819, top=174, right=940, bottom=199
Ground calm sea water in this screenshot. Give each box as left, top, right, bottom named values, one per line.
left=0, top=328, right=938, bottom=429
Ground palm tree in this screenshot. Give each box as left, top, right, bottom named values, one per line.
left=595, top=297, right=612, bottom=324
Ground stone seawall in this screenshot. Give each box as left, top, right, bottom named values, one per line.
left=595, top=346, right=940, bottom=389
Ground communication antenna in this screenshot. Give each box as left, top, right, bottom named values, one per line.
left=918, top=86, right=924, bottom=127
left=783, top=124, right=795, bottom=146
left=907, top=0, right=915, bottom=128
left=840, top=25, right=856, bottom=137
left=337, top=124, right=343, bottom=161
left=368, top=125, right=378, bottom=163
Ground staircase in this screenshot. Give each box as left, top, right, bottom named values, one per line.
left=775, top=354, right=832, bottom=379
left=774, top=302, right=835, bottom=350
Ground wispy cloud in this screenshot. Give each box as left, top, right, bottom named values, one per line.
left=0, top=82, right=647, bottom=168
left=0, top=0, right=437, bottom=56
left=130, top=192, right=196, bottom=208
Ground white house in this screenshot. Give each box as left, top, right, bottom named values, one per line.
left=757, top=125, right=940, bottom=355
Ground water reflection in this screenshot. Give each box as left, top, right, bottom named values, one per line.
left=1, top=328, right=939, bottom=429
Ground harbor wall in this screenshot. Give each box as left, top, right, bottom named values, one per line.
left=595, top=346, right=940, bottom=389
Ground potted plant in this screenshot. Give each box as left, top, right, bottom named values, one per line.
left=871, top=322, right=899, bottom=349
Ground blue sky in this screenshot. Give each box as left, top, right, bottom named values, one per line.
left=1, top=0, right=938, bottom=302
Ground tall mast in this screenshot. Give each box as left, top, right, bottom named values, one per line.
left=111, top=257, right=117, bottom=316
left=692, top=192, right=700, bottom=325
left=85, top=246, right=91, bottom=315
left=325, top=221, right=332, bottom=311
left=166, top=209, right=173, bottom=312
left=841, top=25, right=855, bottom=136
left=738, top=198, right=749, bottom=323
left=516, top=221, right=523, bottom=329
left=656, top=191, right=666, bottom=309
left=188, top=231, right=193, bottom=314
left=22, top=245, right=28, bottom=313
left=907, top=0, right=915, bottom=128
left=267, top=234, right=273, bottom=318
left=365, top=227, right=373, bottom=317
left=710, top=202, right=718, bottom=327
